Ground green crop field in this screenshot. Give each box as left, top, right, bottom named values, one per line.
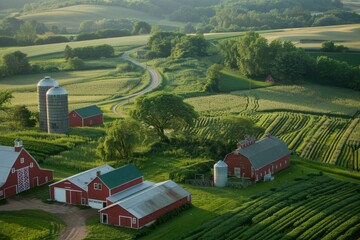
left=0, top=210, right=65, bottom=240
left=220, top=70, right=272, bottom=91
left=18, top=4, right=182, bottom=33
left=182, top=175, right=360, bottom=240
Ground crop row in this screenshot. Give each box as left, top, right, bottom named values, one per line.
left=181, top=176, right=360, bottom=240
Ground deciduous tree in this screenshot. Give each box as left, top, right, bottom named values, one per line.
left=130, top=92, right=198, bottom=141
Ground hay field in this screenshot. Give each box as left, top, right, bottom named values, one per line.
left=262, top=24, right=360, bottom=50
left=186, top=84, right=360, bottom=117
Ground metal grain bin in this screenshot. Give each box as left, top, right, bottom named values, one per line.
left=214, top=160, right=228, bottom=187
left=37, top=76, right=58, bottom=132
left=46, top=86, right=69, bottom=134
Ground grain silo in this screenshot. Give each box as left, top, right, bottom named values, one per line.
left=214, top=160, right=228, bottom=187
left=37, top=76, right=58, bottom=132
left=46, top=85, right=69, bottom=134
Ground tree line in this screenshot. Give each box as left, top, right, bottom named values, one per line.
left=216, top=31, right=360, bottom=90
left=0, top=17, right=151, bottom=47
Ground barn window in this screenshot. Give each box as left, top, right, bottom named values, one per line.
left=20, top=158, right=24, bottom=164
left=94, top=183, right=98, bottom=190
left=285, top=160, right=287, bottom=164
left=45, top=176, right=48, bottom=182
left=73, top=113, right=76, bottom=117
left=0, top=190, right=3, bottom=196
left=30, top=162, right=33, bottom=168
left=97, top=184, right=102, bottom=190
left=280, top=163, right=282, bottom=167
left=12, top=168, right=15, bottom=173
left=132, top=218, right=136, bottom=224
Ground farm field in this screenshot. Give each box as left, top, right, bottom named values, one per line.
left=18, top=4, right=183, bottom=33
left=182, top=175, right=360, bottom=240
left=0, top=210, right=65, bottom=240
left=219, top=70, right=272, bottom=92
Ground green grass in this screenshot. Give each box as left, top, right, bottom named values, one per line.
left=0, top=210, right=65, bottom=240
left=219, top=69, right=272, bottom=91
left=308, top=52, right=360, bottom=66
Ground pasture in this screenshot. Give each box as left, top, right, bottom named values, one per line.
left=0, top=210, right=65, bottom=240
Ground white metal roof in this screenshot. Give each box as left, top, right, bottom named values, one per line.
left=106, top=181, right=155, bottom=203
left=0, top=146, right=20, bottom=188
left=102, top=180, right=191, bottom=219
left=37, top=76, right=58, bottom=87
left=49, top=164, right=114, bottom=191
left=47, top=86, right=68, bottom=95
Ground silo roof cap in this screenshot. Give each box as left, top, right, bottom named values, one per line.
left=37, top=76, right=59, bottom=87
left=214, top=160, right=228, bottom=167
left=46, top=85, right=68, bottom=95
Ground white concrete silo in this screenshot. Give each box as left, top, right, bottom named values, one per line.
left=214, top=160, right=228, bottom=187
left=37, top=76, right=58, bottom=132
left=46, top=85, right=69, bottom=134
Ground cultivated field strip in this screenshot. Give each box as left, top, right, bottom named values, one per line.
left=181, top=176, right=360, bottom=240
left=189, top=113, right=359, bottom=169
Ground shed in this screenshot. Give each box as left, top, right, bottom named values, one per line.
left=224, top=135, right=290, bottom=181
left=99, top=180, right=191, bottom=229
left=0, top=139, right=53, bottom=199
left=69, top=105, right=103, bottom=127
left=265, top=75, right=275, bottom=83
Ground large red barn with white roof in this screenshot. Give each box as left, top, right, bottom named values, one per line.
left=0, top=139, right=53, bottom=199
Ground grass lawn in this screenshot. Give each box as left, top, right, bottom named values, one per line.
left=0, top=210, right=65, bottom=240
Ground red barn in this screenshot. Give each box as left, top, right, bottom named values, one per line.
left=49, top=164, right=114, bottom=206
left=87, top=165, right=144, bottom=209
left=99, top=180, right=191, bottom=229
left=49, top=164, right=143, bottom=208
left=224, top=135, right=290, bottom=181
left=69, top=105, right=103, bottom=128
left=0, top=139, right=53, bottom=199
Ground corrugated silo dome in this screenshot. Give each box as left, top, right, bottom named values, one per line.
left=37, top=76, right=58, bottom=132
left=46, top=85, right=69, bottom=134
left=214, top=160, right=228, bottom=187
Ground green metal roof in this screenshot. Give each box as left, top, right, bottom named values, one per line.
left=99, top=164, right=143, bottom=189
left=74, top=105, right=102, bottom=119
left=236, top=136, right=290, bottom=170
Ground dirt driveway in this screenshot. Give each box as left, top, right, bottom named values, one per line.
left=0, top=198, right=97, bottom=240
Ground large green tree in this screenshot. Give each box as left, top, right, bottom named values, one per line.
left=1, top=51, right=30, bottom=76
left=16, top=22, right=37, bottom=45
left=204, top=64, right=223, bottom=92
left=96, top=119, right=141, bottom=163
left=130, top=92, right=198, bottom=141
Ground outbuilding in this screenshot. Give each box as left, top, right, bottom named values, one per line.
left=0, top=139, right=53, bottom=199
left=224, top=135, right=290, bottom=181
left=69, top=105, right=103, bottom=127
left=99, top=180, right=191, bottom=229
left=49, top=164, right=144, bottom=208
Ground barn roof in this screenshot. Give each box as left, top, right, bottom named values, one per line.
left=0, top=146, right=20, bottom=187
left=236, top=136, right=290, bottom=170
left=106, top=181, right=155, bottom=203
left=101, top=180, right=191, bottom=218
left=49, top=164, right=114, bottom=190
left=73, top=105, right=102, bottom=119
left=99, top=164, right=143, bottom=189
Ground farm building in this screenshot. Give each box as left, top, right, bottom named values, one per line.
left=49, top=164, right=144, bottom=209
left=69, top=105, right=103, bottom=128
left=99, top=180, right=191, bottom=229
left=224, top=135, right=290, bottom=181
left=0, top=139, right=53, bottom=199
left=265, top=75, right=275, bottom=83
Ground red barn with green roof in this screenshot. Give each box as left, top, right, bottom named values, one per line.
left=69, top=105, right=103, bottom=127
left=87, top=165, right=144, bottom=209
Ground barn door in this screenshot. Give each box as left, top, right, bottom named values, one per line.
left=17, top=167, right=30, bottom=193
left=234, top=168, right=241, bottom=178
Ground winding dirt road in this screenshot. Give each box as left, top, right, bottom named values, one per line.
left=0, top=198, right=97, bottom=240
left=111, top=49, right=162, bottom=114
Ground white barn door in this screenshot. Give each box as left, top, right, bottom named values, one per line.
left=54, top=188, right=66, bottom=202
left=17, top=167, right=30, bottom=193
